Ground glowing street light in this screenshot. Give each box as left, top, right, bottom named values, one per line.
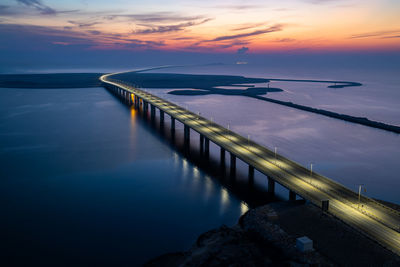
left=358, top=184, right=366, bottom=208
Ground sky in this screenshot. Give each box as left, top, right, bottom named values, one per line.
left=0, top=0, right=399, bottom=71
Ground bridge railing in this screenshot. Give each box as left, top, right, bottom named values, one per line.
left=103, top=76, right=400, bottom=232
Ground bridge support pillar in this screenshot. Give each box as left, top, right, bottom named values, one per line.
left=151, top=105, right=155, bottom=121
left=220, top=147, right=225, bottom=167
left=289, top=190, right=296, bottom=201
left=143, top=101, right=147, bottom=115
left=171, top=118, right=175, bottom=139
left=268, top=177, right=275, bottom=195
left=184, top=125, right=190, bottom=149
left=135, top=96, right=139, bottom=109
left=204, top=138, right=210, bottom=159
left=160, top=110, right=164, bottom=127
left=230, top=153, right=236, bottom=176
left=200, top=135, right=204, bottom=155
left=248, top=166, right=254, bottom=185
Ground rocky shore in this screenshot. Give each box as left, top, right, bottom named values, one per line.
left=146, top=201, right=400, bottom=266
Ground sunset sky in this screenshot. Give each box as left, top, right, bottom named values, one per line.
left=0, top=0, right=399, bottom=70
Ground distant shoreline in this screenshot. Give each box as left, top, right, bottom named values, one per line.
left=252, top=94, right=400, bottom=134
left=1, top=72, right=399, bottom=134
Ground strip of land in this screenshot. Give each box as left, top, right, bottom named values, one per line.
left=1, top=72, right=399, bottom=134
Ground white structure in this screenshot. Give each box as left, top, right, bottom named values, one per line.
left=296, top=236, right=313, bottom=252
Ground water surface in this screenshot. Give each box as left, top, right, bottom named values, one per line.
left=143, top=64, right=400, bottom=204
left=0, top=87, right=246, bottom=266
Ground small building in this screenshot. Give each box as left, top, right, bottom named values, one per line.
left=296, top=236, right=313, bottom=252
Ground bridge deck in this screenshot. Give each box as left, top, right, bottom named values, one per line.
left=101, top=74, right=400, bottom=256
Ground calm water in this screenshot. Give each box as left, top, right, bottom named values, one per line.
left=1, top=63, right=399, bottom=265
left=0, top=87, right=246, bottom=266
left=145, top=64, right=400, bottom=204
left=147, top=64, right=400, bottom=125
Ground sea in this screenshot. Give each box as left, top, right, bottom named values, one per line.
left=0, top=62, right=399, bottom=265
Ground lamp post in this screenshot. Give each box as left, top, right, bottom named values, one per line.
left=310, top=163, right=313, bottom=184
left=358, top=184, right=365, bottom=208
left=274, top=147, right=277, bottom=164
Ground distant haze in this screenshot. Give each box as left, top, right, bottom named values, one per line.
left=0, top=0, right=399, bottom=72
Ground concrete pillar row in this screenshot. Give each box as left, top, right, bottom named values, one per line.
left=151, top=105, right=156, bottom=120
left=204, top=138, right=210, bottom=159
left=230, top=153, right=236, bottom=176
left=171, top=118, right=176, bottom=141
left=289, top=190, right=296, bottom=201
left=143, top=100, right=149, bottom=115
left=248, top=165, right=255, bottom=185
left=200, top=135, right=204, bottom=154
left=160, top=110, right=165, bottom=127
left=220, top=147, right=225, bottom=167
left=184, top=125, right=190, bottom=148
left=135, top=96, right=139, bottom=109
left=268, top=177, right=275, bottom=195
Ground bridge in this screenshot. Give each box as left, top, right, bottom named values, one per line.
left=100, top=72, right=400, bottom=256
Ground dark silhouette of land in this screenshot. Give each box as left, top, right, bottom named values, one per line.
left=0, top=73, right=102, bottom=88
left=113, top=72, right=400, bottom=134
left=1, top=71, right=399, bottom=134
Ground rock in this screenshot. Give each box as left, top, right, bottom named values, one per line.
left=145, top=205, right=333, bottom=266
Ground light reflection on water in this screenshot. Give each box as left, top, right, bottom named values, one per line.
left=220, top=187, right=230, bottom=215
left=147, top=79, right=400, bottom=204
left=0, top=87, right=247, bottom=266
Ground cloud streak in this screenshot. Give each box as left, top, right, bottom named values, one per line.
left=15, top=0, right=56, bottom=15
left=135, top=18, right=211, bottom=34
left=68, top=20, right=101, bottom=28
left=232, top=23, right=267, bottom=31
left=350, top=29, right=400, bottom=39
left=208, top=24, right=283, bottom=42
left=105, top=12, right=206, bottom=24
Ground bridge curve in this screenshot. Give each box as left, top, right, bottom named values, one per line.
left=100, top=72, right=400, bottom=256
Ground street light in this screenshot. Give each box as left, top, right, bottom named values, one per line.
left=274, top=147, right=277, bottom=163
left=358, top=184, right=366, bottom=208
left=310, top=163, right=313, bottom=184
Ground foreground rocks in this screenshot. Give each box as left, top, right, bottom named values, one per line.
left=145, top=204, right=333, bottom=266
left=146, top=201, right=400, bottom=266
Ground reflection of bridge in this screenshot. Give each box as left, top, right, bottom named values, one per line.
left=100, top=72, right=400, bottom=256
